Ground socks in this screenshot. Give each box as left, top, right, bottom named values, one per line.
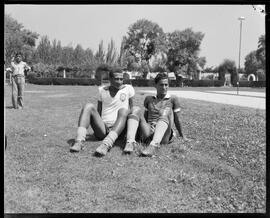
left=126, top=114, right=139, bottom=143
left=150, top=120, right=169, bottom=146
left=102, top=130, right=118, bottom=147
left=76, top=126, right=87, bottom=141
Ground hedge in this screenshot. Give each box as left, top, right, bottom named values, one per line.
left=27, top=76, right=265, bottom=87
left=238, top=81, right=265, bottom=87
left=27, top=76, right=98, bottom=86
left=183, top=79, right=224, bottom=87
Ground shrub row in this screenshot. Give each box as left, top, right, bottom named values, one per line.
left=182, top=79, right=224, bottom=87
left=27, top=76, right=98, bottom=86
left=238, top=81, right=265, bottom=87
left=27, top=76, right=265, bottom=87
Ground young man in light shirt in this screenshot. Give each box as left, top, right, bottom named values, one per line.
left=70, top=66, right=135, bottom=156
left=123, top=72, right=190, bottom=157
left=10, top=52, right=31, bottom=109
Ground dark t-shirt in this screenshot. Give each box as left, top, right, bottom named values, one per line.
left=144, top=93, right=181, bottom=125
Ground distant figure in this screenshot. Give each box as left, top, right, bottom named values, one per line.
left=10, top=52, right=31, bottom=109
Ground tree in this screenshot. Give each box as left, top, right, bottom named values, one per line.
left=123, top=19, right=166, bottom=70
left=72, top=44, right=85, bottom=66
left=256, top=34, right=265, bottom=70
left=218, top=59, right=237, bottom=84
left=95, top=40, right=106, bottom=65
left=4, top=14, right=39, bottom=64
left=50, top=39, right=62, bottom=65
left=106, top=39, right=118, bottom=66
left=149, top=51, right=168, bottom=72
left=36, top=35, right=51, bottom=64
left=197, top=57, right=207, bottom=70
left=244, top=51, right=261, bottom=76
left=166, top=28, right=205, bottom=78
left=61, top=46, right=74, bottom=68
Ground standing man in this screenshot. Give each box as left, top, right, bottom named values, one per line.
left=10, top=52, right=31, bottom=109
left=124, top=72, right=190, bottom=157
left=70, top=65, right=135, bottom=156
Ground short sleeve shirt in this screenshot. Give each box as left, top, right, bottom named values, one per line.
left=144, top=94, right=181, bottom=125
left=11, top=61, right=29, bottom=76
left=98, top=84, right=135, bottom=127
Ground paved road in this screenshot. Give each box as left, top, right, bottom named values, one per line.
left=139, top=90, right=266, bottom=110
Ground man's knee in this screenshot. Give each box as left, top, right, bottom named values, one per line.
left=83, top=103, right=96, bottom=113
left=158, top=108, right=172, bottom=124
left=128, top=106, right=142, bottom=121
left=117, top=108, right=129, bottom=118
left=130, top=106, right=142, bottom=116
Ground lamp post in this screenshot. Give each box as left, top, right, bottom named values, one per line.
left=237, top=16, right=245, bottom=95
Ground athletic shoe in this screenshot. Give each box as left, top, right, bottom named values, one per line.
left=141, top=143, right=160, bottom=157
left=70, top=140, right=84, bottom=152
left=123, top=141, right=137, bottom=154
left=95, top=143, right=112, bottom=156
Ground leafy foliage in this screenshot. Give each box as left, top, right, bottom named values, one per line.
left=122, top=19, right=166, bottom=72
left=4, top=14, right=39, bottom=64
left=166, top=28, right=205, bottom=78
left=217, top=59, right=237, bottom=84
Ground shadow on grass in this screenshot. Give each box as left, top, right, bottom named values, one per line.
left=67, top=134, right=131, bottom=157
left=67, top=134, right=99, bottom=146
left=5, top=106, right=15, bottom=109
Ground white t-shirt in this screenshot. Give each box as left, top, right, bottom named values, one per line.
left=11, top=61, right=30, bottom=76
left=98, top=84, right=135, bottom=127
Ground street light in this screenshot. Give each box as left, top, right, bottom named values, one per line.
left=237, top=16, right=245, bottom=95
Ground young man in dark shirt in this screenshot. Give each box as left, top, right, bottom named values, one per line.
left=124, top=72, right=190, bottom=157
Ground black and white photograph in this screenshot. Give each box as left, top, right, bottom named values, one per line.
left=4, top=4, right=267, bottom=213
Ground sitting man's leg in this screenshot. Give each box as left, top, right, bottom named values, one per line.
left=96, top=108, right=129, bottom=156
left=124, top=106, right=143, bottom=153
left=124, top=106, right=153, bottom=154
left=141, top=107, right=173, bottom=157
left=70, top=103, right=107, bottom=152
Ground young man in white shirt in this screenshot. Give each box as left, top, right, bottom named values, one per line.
left=10, top=52, right=31, bottom=109
left=70, top=66, right=135, bottom=156
left=123, top=72, right=190, bottom=157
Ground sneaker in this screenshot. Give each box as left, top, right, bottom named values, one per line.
left=141, top=143, right=160, bottom=157
left=95, top=143, right=112, bottom=156
left=123, top=141, right=137, bottom=154
left=70, top=140, right=84, bottom=152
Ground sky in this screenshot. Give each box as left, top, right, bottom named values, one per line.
left=4, top=4, right=265, bottom=68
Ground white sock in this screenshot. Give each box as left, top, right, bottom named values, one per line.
left=150, top=120, right=169, bottom=146
left=126, top=115, right=139, bottom=142
left=102, top=131, right=118, bottom=147
left=76, top=126, right=87, bottom=141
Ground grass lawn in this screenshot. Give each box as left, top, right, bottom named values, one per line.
left=4, top=84, right=266, bottom=213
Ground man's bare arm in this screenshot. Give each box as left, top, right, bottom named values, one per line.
left=172, top=96, right=190, bottom=141
left=173, top=111, right=184, bottom=137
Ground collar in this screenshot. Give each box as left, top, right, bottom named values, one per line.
left=153, top=93, right=171, bottom=99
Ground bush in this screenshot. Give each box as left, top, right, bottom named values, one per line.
left=130, top=79, right=154, bottom=87
left=183, top=80, right=224, bottom=87
left=28, top=76, right=98, bottom=86
left=28, top=77, right=264, bottom=87
left=238, top=81, right=265, bottom=87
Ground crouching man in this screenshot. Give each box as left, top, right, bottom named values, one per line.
left=70, top=65, right=135, bottom=156
left=123, top=72, right=190, bottom=157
